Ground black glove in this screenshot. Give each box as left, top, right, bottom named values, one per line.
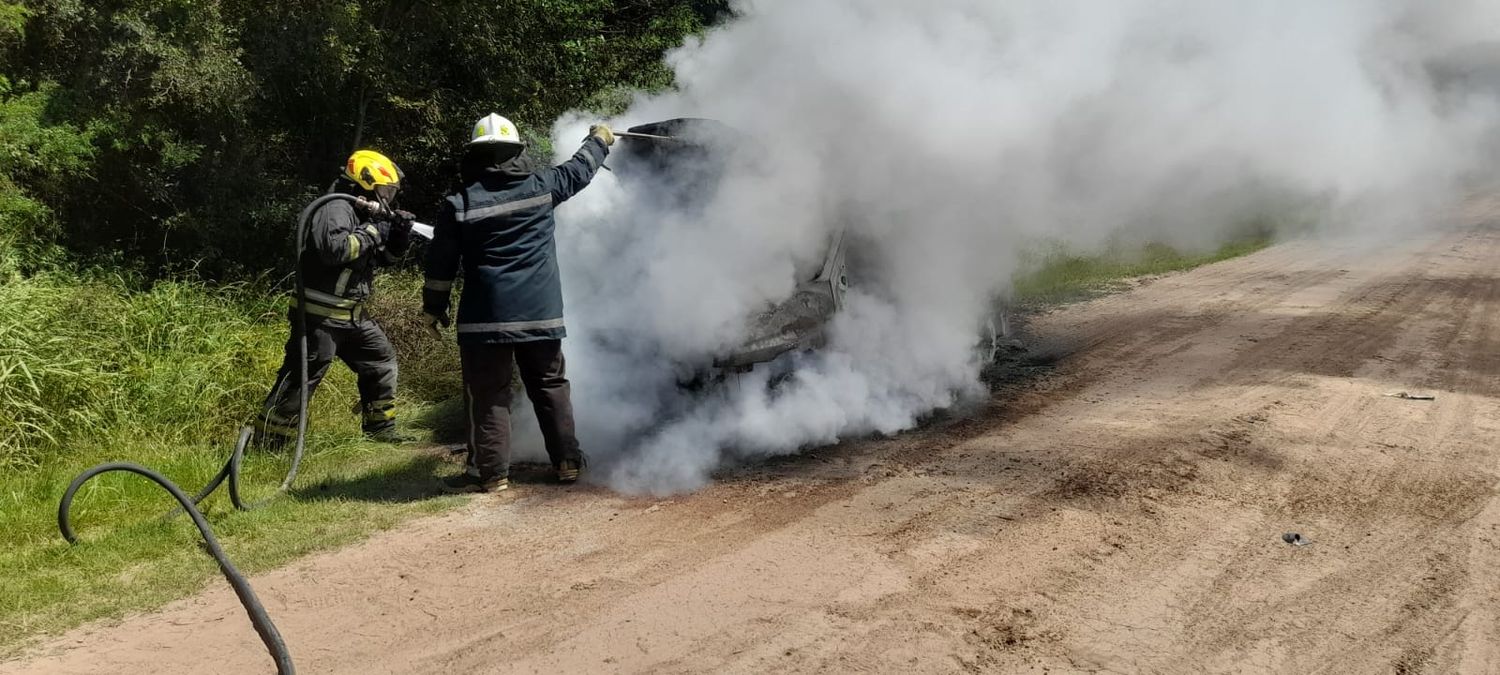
left=421, top=311, right=450, bottom=339
left=387, top=210, right=415, bottom=254
left=370, top=219, right=392, bottom=243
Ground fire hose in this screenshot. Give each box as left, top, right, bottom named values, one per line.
left=55, top=193, right=398, bottom=675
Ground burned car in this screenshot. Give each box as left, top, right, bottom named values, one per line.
left=610, top=118, right=1006, bottom=381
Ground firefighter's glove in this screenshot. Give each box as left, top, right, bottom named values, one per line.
left=387, top=210, right=415, bottom=252
left=370, top=219, right=392, bottom=244
left=589, top=124, right=615, bottom=146
left=421, top=312, right=449, bottom=340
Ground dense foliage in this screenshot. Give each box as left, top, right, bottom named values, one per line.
left=0, top=0, right=728, bottom=279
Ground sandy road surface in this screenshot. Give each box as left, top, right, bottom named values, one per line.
left=8, top=221, right=1500, bottom=674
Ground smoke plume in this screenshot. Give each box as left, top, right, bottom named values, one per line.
left=544, top=0, right=1500, bottom=494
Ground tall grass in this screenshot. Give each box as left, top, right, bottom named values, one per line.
left=0, top=273, right=283, bottom=469
left=365, top=272, right=464, bottom=405
left=0, top=268, right=465, bottom=654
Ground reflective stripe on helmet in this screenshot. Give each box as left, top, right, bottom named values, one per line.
left=344, top=150, right=402, bottom=191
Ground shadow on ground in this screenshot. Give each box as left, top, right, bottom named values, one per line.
left=411, top=398, right=468, bottom=444
left=291, top=452, right=452, bottom=503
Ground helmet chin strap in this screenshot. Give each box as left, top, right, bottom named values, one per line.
left=372, top=185, right=399, bottom=214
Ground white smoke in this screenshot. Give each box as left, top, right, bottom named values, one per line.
left=547, top=0, right=1500, bottom=494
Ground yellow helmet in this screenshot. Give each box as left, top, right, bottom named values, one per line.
left=343, top=150, right=403, bottom=192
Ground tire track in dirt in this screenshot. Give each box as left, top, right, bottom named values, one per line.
left=1016, top=227, right=1500, bottom=674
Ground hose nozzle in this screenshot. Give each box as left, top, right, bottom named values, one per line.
left=353, top=196, right=394, bottom=219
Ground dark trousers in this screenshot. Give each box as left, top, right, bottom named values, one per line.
left=257, top=314, right=398, bottom=439
left=461, top=340, right=580, bottom=479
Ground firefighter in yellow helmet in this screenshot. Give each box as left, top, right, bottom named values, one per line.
left=252, top=150, right=417, bottom=446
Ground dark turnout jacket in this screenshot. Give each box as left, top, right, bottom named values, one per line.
left=423, top=137, right=609, bottom=343
left=300, top=192, right=407, bottom=320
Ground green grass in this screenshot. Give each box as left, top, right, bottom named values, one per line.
left=0, top=270, right=466, bottom=655
left=1011, top=237, right=1272, bottom=306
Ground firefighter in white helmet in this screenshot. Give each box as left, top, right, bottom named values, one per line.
left=423, top=113, right=614, bottom=492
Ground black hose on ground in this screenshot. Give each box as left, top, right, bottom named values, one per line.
left=182, top=426, right=256, bottom=511
left=53, top=192, right=373, bottom=673
left=176, top=192, right=361, bottom=511
left=57, top=463, right=295, bottom=674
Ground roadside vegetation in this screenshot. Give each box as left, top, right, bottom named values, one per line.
left=0, top=270, right=464, bottom=655
left=1011, top=237, right=1273, bottom=305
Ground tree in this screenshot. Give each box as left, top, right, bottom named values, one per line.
left=0, top=0, right=728, bottom=279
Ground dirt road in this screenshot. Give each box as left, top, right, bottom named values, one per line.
left=8, top=221, right=1500, bottom=674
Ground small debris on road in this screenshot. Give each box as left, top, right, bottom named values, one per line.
left=1385, top=391, right=1436, bottom=401
left=1282, top=532, right=1312, bottom=547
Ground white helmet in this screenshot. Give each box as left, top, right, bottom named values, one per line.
left=469, top=113, right=524, bottom=146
